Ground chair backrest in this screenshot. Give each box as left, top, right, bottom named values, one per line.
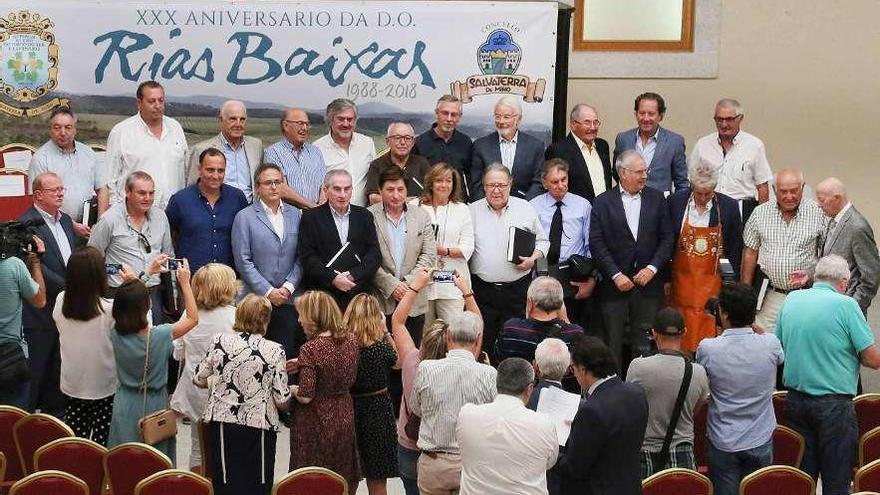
left=134, top=469, right=213, bottom=495
left=0, top=406, right=27, bottom=483
left=861, top=426, right=880, bottom=468
left=772, top=390, right=788, bottom=427
left=856, top=394, right=880, bottom=439
left=852, top=492, right=880, bottom=495
left=693, top=399, right=709, bottom=470
left=34, top=437, right=107, bottom=495
left=642, top=467, right=713, bottom=495
left=104, top=442, right=174, bottom=495
left=0, top=451, right=6, bottom=487
left=272, top=467, right=348, bottom=495
left=856, top=459, right=880, bottom=492
left=740, top=465, right=816, bottom=495
left=8, top=469, right=88, bottom=495
left=12, top=413, right=74, bottom=475
left=196, top=420, right=214, bottom=479
left=772, top=425, right=805, bottom=467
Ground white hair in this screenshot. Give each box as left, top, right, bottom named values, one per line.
left=615, top=150, right=645, bottom=174
left=535, top=338, right=570, bottom=381
left=688, top=160, right=719, bottom=189
left=495, top=95, right=522, bottom=116
left=813, top=254, right=850, bottom=285
left=716, top=98, right=743, bottom=116
left=448, top=311, right=483, bottom=345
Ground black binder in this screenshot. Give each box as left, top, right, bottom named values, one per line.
left=326, top=242, right=362, bottom=273
left=82, top=197, right=99, bottom=227
left=506, top=226, right=536, bottom=264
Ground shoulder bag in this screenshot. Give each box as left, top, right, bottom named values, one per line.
left=138, top=327, right=178, bottom=445
left=650, top=355, right=693, bottom=471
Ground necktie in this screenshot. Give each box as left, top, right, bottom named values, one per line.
left=548, top=201, right=564, bottom=265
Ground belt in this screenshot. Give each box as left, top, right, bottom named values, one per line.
left=771, top=286, right=794, bottom=295
left=351, top=387, right=388, bottom=398
left=475, top=275, right=529, bottom=289
left=421, top=450, right=458, bottom=459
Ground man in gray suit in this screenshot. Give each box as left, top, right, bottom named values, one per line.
left=815, top=177, right=880, bottom=315
left=613, top=92, right=688, bottom=195
left=187, top=100, right=263, bottom=202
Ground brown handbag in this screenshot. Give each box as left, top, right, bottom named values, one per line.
left=138, top=327, right=177, bottom=445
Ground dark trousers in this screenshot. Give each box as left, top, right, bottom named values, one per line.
left=564, top=295, right=602, bottom=338
left=266, top=304, right=305, bottom=359
left=209, top=422, right=276, bottom=495
left=387, top=314, right=425, bottom=419
left=23, top=326, right=66, bottom=416
left=472, top=275, right=530, bottom=365
left=786, top=389, right=857, bottom=495
left=599, top=288, right=662, bottom=373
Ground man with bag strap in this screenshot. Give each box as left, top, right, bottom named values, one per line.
left=626, top=307, right=709, bottom=478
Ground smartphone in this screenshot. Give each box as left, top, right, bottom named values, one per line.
left=163, top=258, right=185, bottom=271
left=432, top=270, right=454, bottom=283
left=105, top=263, right=123, bottom=275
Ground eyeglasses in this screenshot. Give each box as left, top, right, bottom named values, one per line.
left=127, top=222, right=152, bottom=254
left=259, top=179, right=284, bottom=187
left=621, top=167, right=648, bottom=176
left=485, top=182, right=511, bottom=191
left=573, top=119, right=601, bottom=128
left=713, top=116, right=741, bottom=124
left=387, top=135, right=414, bottom=142
left=283, top=120, right=311, bottom=127
left=35, top=186, right=66, bottom=194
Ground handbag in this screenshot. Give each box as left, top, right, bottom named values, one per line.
left=138, top=327, right=177, bottom=445
left=649, top=354, right=693, bottom=471
left=0, top=339, right=30, bottom=389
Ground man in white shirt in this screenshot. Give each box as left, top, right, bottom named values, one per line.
left=106, top=80, right=188, bottom=209
left=458, top=357, right=558, bottom=495
left=313, top=98, right=377, bottom=207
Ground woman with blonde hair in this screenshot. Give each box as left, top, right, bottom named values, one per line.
left=170, top=262, right=238, bottom=468
left=289, top=290, right=360, bottom=493
left=195, top=294, right=290, bottom=495
left=345, top=293, right=398, bottom=495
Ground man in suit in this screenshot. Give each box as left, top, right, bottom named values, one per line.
left=298, top=169, right=380, bottom=310
left=545, top=103, right=613, bottom=202
left=232, top=163, right=303, bottom=357
left=556, top=336, right=648, bottom=495
left=613, top=92, right=687, bottom=195
left=589, top=151, right=674, bottom=369
left=815, top=177, right=880, bottom=315
left=470, top=95, right=544, bottom=201
left=19, top=172, right=76, bottom=415
left=186, top=100, right=263, bottom=202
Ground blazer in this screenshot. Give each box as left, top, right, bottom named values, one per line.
left=298, top=203, right=381, bottom=308
left=368, top=203, right=437, bottom=316
left=470, top=131, right=544, bottom=201
left=667, top=188, right=743, bottom=278
left=557, top=376, right=648, bottom=495
left=613, top=127, right=688, bottom=194
left=231, top=201, right=302, bottom=305
left=19, top=207, right=75, bottom=330
left=822, top=206, right=880, bottom=312
left=545, top=133, right=613, bottom=202
left=186, top=134, right=263, bottom=187
left=589, top=186, right=674, bottom=298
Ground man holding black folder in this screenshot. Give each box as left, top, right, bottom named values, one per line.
left=298, top=169, right=380, bottom=310
left=470, top=164, right=549, bottom=364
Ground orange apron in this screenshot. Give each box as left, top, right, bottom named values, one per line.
left=672, top=210, right=722, bottom=352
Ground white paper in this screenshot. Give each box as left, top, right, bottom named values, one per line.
left=2, top=150, right=32, bottom=171
left=536, top=386, right=582, bottom=446
left=0, top=175, right=25, bottom=197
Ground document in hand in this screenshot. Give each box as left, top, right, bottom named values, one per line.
left=507, top=226, right=536, bottom=264
left=536, top=386, right=582, bottom=446
left=326, top=242, right=362, bottom=273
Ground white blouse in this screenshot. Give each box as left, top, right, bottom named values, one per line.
left=53, top=292, right=118, bottom=399
left=420, top=201, right=474, bottom=301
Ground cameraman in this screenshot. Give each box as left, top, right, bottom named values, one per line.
left=0, top=236, right=47, bottom=408
left=695, top=283, right=783, bottom=495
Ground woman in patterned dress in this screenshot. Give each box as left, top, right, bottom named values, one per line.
left=289, top=290, right=361, bottom=493
left=345, top=293, right=398, bottom=495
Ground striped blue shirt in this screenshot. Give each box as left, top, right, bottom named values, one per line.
left=263, top=140, right=326, bottom=204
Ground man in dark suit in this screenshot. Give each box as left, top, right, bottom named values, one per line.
left=298, top=169, right=380, bottom=310
left=545, top=103, right=613, bottom=202
left=589, top=151, right=674, bottom=369
left=613, top=92, right=688, bottom=195
left=19, top=172, right=75, bottom=415
left=816, top=177, right=880, bottom=315
left=557, top=336, right=648, bottom=495
left=470, top=95, right=544, bottom=200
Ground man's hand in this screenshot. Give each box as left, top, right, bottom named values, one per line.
left=516, top=255, right=537, bottom=272
left=571, top=278, right=596, bottom=300
left=392, top=282, right=409, bottom=302
left=633, top=268, right=655, bottom=287
left=789, top=270, right=810, bottom=289
left=614, top=274, right=635, bottom=292
left=268, top=287, right=289, bottom=306
left=73, top=222, right=91, bottom=238
left=332, top=272, right=357, bottom=292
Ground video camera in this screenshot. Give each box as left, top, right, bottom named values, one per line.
left=0, top=219, right=45, bottom=261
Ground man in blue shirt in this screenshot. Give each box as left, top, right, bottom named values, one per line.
left=263, top=108, right=327, bottom=209
left=777, top=254, right=880, bottom=495
left=696, top=282, right=783, bottom=495
left=166, top=147, right=248, bottom=273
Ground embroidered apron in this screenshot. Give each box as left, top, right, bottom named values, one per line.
left=672, top=212, right=722, bottom=352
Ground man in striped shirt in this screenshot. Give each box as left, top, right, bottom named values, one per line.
left=263, top=108, right=327, bottom=209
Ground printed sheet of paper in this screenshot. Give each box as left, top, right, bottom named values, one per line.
left=536, top=386, right=582, bottom=446
left=2, top=150, right=32, bottom=171
left=0, top=176, right=26, bottom=197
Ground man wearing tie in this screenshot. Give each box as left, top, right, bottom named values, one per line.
left=544, top=104, right=614, bottom=203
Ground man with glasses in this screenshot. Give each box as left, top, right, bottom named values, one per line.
left=90, top=171, right=174, bottom=323
left=263, top=107, right=327, bottom=209
left=365, top=122, right=431, bottom=205
left=413, top=95, right=473, bottom=197
left=545, top=103, right=614, bottom=203
left=232, top=163, right=304, bottom=357
left=589, top=151, right=674, bottom=370
left=314, top=98, right=377, bottom=207
left=690, top=99, right=772, bottom=223
left=470, top=96, right=544, bottom=201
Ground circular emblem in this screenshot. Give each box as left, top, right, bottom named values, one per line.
left=694, top=237, right=709, bottom=254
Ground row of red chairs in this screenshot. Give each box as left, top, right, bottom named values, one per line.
left=642, top=465, right=817, bottom=495
left=2, top=466, right=210, bottom=495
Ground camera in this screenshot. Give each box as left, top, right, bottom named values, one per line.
left=0, top=219, right=45, bottom=261
left=431, top=270, right=454, bottom=283
left=705, top=297, right=722, bottom=328
left=163, top=258, right=185, bottom=271
left=105, top=263, right=123, bottom=275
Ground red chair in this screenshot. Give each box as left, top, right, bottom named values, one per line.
left=8, top=469, right=88, bottom=495
left=856, top=459, right=880, bottom=492
left=772, top=390, right=788, bottom=427
left=12, top=413, right=74, bottom=475
left=0, top=406, right=27, bottom=489
left=862, top=427, right=880, bottom=468
left=642, top=467, right=713, bottom=495
left=0, top=451, right=6, bottom=487
left=0, top=143, right=36, bottom=221
left=34, top=437, right=107, bottom=495
left=772, top=425, right=805, bottom=467
left=853, top=492, right=880, bottom=495
left=272, top=467, right=348, bottom=495
left=104, top=442, right=173, bottom=495
left=135, top=469, right=213, bottom=495
left=740, top=465, right=815, bottom=495
left=856, top=394, right=880, bottom=440
left=693, top=399, right=709, bottom=473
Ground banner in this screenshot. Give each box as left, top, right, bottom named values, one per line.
left=0, top=1, right=557, bottom=149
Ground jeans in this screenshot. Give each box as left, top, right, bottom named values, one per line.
left=707, top=438, right=773, bottom=495
left=785, top=390, right=857, bottom=495
left=397, top=443, right=419, bottom=495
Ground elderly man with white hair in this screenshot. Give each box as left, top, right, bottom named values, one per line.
left=777, top=254, right=880, bottom=495
left=365, top=122, right=431, bottom=205
left=469, top=95, right=545, bottom=200
left=666, top=160, right=743, bottom=352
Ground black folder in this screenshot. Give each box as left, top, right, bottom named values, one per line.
left=82, top=197, right=99, bottom=227
left=326, top=242, right=362, bottom=273
left=507, top=226, right=536, bottom=264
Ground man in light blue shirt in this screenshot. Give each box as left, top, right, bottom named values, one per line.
left=696, top=282, right=783, bottom=495
left=263, top=108, right=327, bottom=209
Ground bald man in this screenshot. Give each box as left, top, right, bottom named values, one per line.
left=741, top=168, right=826, bottom=333
left=815, top=178, right=880, bottom=314
left=186, top=100, right=263, bottom=201
left=263, top=107, right=327, bottom=209
left=364, top=122, right=431, bottom=205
